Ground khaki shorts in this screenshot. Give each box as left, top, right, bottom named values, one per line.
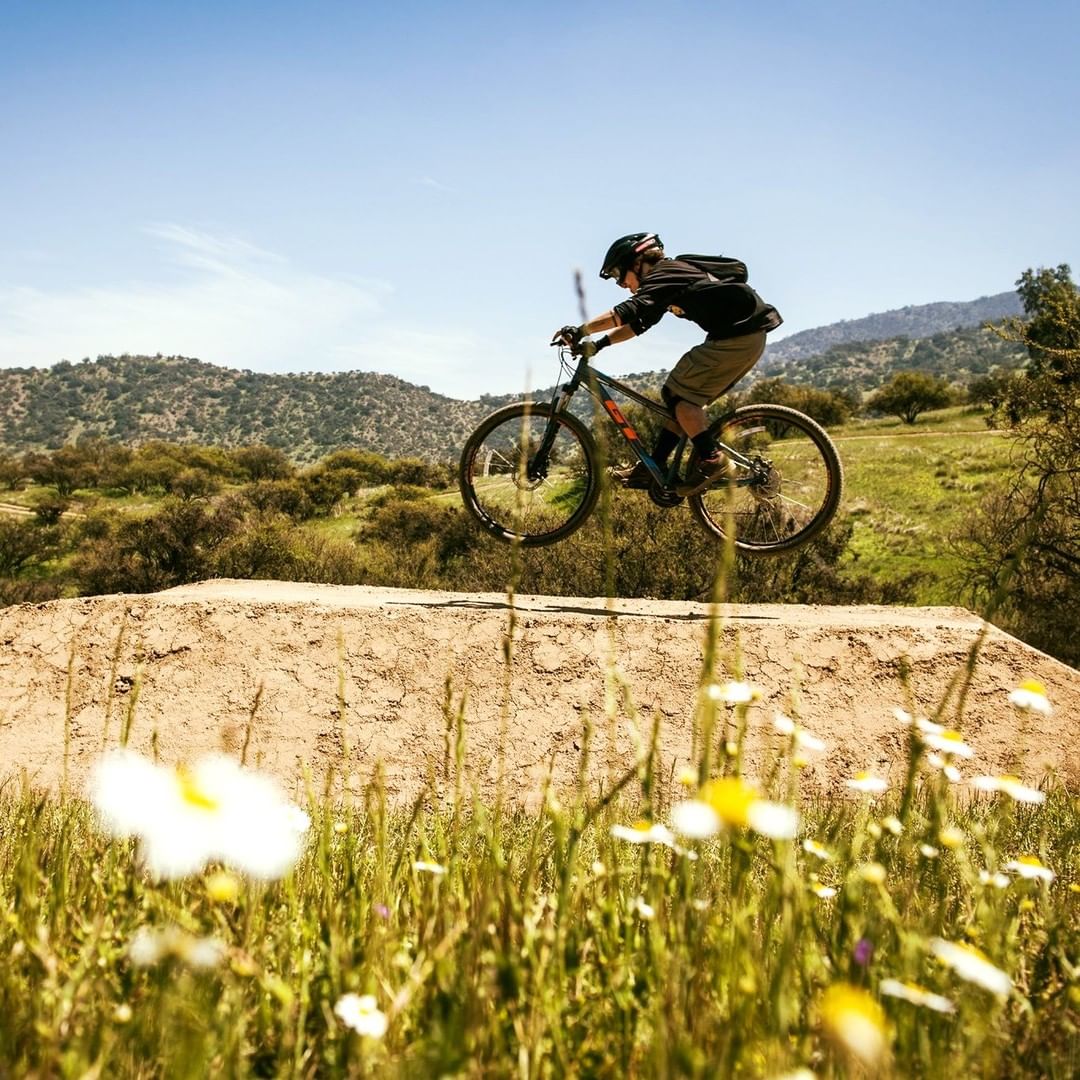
left=663, top=331, right=767, bottom=407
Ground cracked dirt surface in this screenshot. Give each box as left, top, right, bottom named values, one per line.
left=2, top=579, right=1078, bottom=804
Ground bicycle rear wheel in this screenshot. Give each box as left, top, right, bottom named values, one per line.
left=459, top=402, right=601, bottom=546
left=689, top=404, right=843, bottom=553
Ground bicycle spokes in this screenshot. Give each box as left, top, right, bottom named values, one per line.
left=459, top=403, right=600, bottom=546
left=692, top=405, right=843, bottom=553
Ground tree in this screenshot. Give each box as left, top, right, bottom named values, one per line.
left=967, top=370, right=1022, bottom=411
left=866, top=371, right=953, bottom=424
left=23, top=446, right=95, bottom=495
left=952, top=265, right=1080, bottom=665
left=232, top=444, right=294, bottom=482
left=1013, top=264, right=1080, bottom=380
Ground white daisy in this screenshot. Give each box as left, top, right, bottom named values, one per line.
left=1008, top=681, right=1051, bottom=715
left=929, top=938, right=1012, bottom=996
left=90, top=749, right=306, bottom=880
left=879, top=978, right=954, bottom=1013
left=334, top=993, right=388, bottom=1038
left=1004, top=856, right=1055, bottom=883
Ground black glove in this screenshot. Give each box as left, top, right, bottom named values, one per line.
left=574, top=335, right=611, bottom=359
left=551, top=324, right=583, bottom=347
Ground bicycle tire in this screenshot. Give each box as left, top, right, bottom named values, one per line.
left=459, top=402, right=601, bottom=547
left=688, top=403, right=843, bottom=554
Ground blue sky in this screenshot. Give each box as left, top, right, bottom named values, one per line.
left=1, top=0, right=1077, bottom=398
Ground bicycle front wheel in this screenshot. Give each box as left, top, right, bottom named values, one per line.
left=689, top=403, right=843, bottom=554
left=459, top=402, right=601, bottom=546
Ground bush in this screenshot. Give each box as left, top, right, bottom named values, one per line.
left=866, top=371, right=954, bottom=424
left=231, top=444, right=294, bottom=482
left=741, top=377, right=856, bottom=427
left=241, top=479, right=315, bottom=520
left=31, top=495, right=70, bottom=525
left=70, top=497, right=244, bottom=595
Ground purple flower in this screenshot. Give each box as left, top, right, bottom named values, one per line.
left=373, top=903, right=390, bottom=920
left=854, top=937, right=874, bottom=967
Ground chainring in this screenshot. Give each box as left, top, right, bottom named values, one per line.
left=648, top=482, right=685, bottom=508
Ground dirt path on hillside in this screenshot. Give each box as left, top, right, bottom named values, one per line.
left=2, top=580, right=1077, bottom=805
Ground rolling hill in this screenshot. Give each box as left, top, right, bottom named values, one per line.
left=0, top=291, right=1027, bottom=461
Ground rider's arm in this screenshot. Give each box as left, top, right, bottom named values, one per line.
left=580, top=311, right=622, bottom=335
left=580, top=312, right=636, bottom=353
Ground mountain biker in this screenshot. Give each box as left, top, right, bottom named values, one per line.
left=552, top=232, right=782, bottom=496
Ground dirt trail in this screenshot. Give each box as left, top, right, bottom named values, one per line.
left=2, top=580, right=1077, bottom=804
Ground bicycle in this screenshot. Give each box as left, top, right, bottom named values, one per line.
left=458, top=345, right=843, bottom=552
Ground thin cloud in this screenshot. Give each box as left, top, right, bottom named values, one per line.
left=0, top=225, right=387, bottom=373
left=414, top=176, right=454, bottom=193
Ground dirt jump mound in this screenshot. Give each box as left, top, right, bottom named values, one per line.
left=2, top=580, right=1077, bottom=803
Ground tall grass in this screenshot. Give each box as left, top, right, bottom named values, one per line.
left=1, top=717, right=1077, bottom=1077
left=1, top=384, right=1075, bottom=1076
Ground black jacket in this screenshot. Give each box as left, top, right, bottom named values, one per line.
left=613, top=258, right=782, bottom=341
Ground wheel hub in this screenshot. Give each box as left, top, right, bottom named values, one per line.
left=750, top=461, right=781, bottom=500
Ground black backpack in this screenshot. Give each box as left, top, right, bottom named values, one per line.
left=676, top=253, right=749, bottom=284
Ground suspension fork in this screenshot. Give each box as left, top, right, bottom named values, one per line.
left=527, top=384, right=575, bottom=481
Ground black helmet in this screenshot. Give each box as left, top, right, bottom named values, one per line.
left=599, top=232, right=663, bottom=280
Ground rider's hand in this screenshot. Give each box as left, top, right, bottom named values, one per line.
left=551, top=324, right=582, bottom=348
left=575, top=338, right=598, bottom=359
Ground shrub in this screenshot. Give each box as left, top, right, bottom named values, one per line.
left=867, top=371, right=954, bottom=424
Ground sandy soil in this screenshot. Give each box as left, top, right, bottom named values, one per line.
left=2, top=579, right=1077, bottom=805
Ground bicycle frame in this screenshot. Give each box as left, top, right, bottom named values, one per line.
left=540, top=347, right=759, bottom=492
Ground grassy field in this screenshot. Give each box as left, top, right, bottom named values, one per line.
left=2, top=404, right=1017, bottom=609
left=1, top=671, right=1075, bottom=1077
left=832, top=409, right=1014, bottom=604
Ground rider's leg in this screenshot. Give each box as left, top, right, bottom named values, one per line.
left=666, top=333, right=769, bottom=495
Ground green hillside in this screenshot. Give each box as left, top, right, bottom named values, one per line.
left=0, top=355, right=491, bottom=464
left=757, top=326, right=1028, bottom=396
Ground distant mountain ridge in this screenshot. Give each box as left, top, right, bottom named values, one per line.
left=765, top=291, right=1022, bottom=364
left=0, top=290, right=1026, bottom=460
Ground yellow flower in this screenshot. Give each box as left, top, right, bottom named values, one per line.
left=675, top=766, right=698, bottom=788
left=701, top=778, right=757, bottom=827
left=820, top=984, right=888, bottom=1066
left=206, top=870, right=240, bottom=904
left=938, top=827, right=964, bottom=850
left=860, top=862, right=887, bottom=885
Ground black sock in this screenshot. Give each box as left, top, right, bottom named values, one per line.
left=651, top=428, right=681, bottom=467
left=691, top=431, right=718, bottom=460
